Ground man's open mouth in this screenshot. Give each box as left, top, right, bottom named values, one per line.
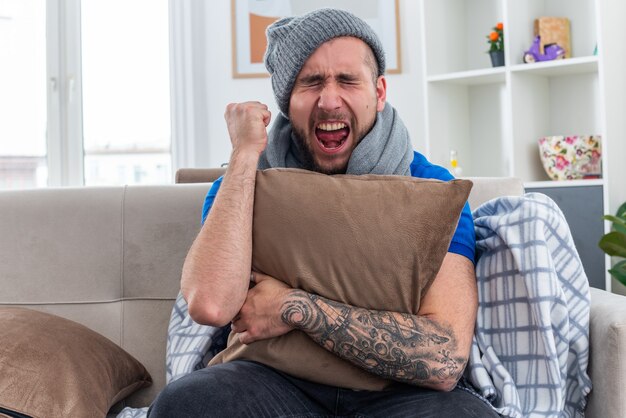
left=315, top=122, right=350, bottom=154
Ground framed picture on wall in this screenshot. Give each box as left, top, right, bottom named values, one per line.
left=231, top=0, right=401, bottom=78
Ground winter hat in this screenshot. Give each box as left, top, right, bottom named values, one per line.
left=264, top=8, right=386, bottom=117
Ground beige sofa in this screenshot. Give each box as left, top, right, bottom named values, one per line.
left=0, top=173, right=624, bottom=417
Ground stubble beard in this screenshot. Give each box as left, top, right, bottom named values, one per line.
left=291, top=112, right=377, bottom=175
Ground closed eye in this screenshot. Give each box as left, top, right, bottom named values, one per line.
left=336, top=74, right=361, bottom=85
left=295, top=73, right=362, bottom=88
left=297, top=74, right=325, bottom=87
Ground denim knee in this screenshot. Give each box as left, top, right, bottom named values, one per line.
left=147, top=368, right=228, bottom=418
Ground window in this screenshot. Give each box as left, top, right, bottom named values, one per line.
left=0, top=0, right=48, bottom=189
left=0, top=0, right=173, bottom=189
left=81, top=0, right=171, bottom=185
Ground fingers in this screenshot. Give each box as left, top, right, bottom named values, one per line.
left=237, top=331, right=252, bottom=345
left=231, top=317, right=255, bottom=345
left=224, top=101, right=270, bottom=120
left=224, top=101, right=268, bottom=111
left=262, top=108, right=272, bottom=127
left=230, top=315, right=245, bottom=333
left=224, top=103, right=271, bottom=129
left=229, top=101, right=265, bottom=108
left=250, top=271, right=271, bottom=283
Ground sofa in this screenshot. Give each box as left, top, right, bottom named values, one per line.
left=0, top=171, right=624, bottom=417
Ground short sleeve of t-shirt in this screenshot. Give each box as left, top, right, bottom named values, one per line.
left=410, top=151, right=475, bottom=262
left=200, top=153, right=476, bottom=262
left=201, top=176, right=223, bottom=225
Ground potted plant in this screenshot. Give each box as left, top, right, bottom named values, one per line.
left=598, top=202, right=626, bottom=287
left=487, top=22, right=504, bottom=67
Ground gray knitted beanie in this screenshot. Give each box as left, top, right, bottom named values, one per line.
left=264, top=8, right=386, bottom=117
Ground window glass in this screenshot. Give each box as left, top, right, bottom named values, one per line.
left=81, top=0, right=171, bottom=185
left=0, top=0, right=47, bottom=189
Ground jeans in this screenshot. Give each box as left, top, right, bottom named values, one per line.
left=148, top=360, right=499, bottom=418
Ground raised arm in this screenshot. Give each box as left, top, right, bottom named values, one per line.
left=234, top=252, right=477, bottom=391
left=181, top=102, right=271, bottom=327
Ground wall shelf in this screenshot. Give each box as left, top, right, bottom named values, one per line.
left=418, top=0, right=617, bottom=290
left=525, top=179, right=605, bottom=189
left=420, top=0, right=604, bottom=181
left=509, top=56, right=598, bottom=77
left=427, top=68, right=506, bottom=85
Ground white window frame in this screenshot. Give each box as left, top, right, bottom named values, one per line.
left=169, top=0, right=209, bottom=171
left=169, top=0, right=195, bottom=172
left=46, top=0, right=83, bottom=187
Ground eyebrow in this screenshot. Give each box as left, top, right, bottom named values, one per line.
left=297, top=74, right=325, bottom=85
left=297, top=72, right=362, bottom=84
left=336, top=73, right=360, bottom=82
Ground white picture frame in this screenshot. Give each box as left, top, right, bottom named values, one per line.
left=231, top=0, right=401, bottom=78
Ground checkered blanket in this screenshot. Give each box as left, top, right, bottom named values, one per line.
left=117, top=193, right=592, bottom=418
left=465, top=193, right=592, bottom=417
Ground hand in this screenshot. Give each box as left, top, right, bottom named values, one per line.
left=231, top=272, right=294, bottom=344
left=224, top=101, right=272, bottom=156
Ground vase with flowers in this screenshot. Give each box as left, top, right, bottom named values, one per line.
left=487, top=22, right=504, bottom=67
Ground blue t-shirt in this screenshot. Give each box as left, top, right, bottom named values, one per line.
left=201, top=151, right=476, bottom=262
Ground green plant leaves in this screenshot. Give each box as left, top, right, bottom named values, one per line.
left=617, top=202, right=626, bottom=219
left=599, top=231, right=626, bottom=258
left=608, top=259, right=626, bottom=287
left=599, top=203, right=626, bottom=283
left=614, top=202, right=626, bottom=234
left=603, top=214, right=626, bottom=234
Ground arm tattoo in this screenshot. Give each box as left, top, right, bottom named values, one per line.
left=281, top=291, right=466, bottom=387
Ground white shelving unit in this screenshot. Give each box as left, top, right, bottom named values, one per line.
left=418, top=0, right=621, bottom=290
left=420, top=0, right=603, bottom=182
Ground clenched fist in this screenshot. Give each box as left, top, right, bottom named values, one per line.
left=224, top=101, right=272, bottom=156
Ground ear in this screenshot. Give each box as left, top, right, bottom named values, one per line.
left=375, top=75, right=387, bottom=112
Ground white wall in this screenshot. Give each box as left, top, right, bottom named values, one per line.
left=598, top=0, right=626, bottom=295
left=191, top=0, right=425, bottom=168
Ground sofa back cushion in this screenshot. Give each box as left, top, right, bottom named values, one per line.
left=0, top=184, right=211, bottom=410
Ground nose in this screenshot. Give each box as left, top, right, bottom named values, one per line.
left=318, top=82, right=342, bottom=111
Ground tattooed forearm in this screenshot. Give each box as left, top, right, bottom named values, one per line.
left=281, top=291, right=466, bottom=389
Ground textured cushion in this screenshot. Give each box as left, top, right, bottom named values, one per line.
left=209, top=168, right=472, bottom=390
left=0, top=307, right=152, bottom=418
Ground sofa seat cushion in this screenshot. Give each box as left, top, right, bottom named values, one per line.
left=0, top=307, right=152, bottom=418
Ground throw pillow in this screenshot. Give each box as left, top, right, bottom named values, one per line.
left=0, top=307, right=152, bottom=418
left=209, top=168, right=472, bottom=390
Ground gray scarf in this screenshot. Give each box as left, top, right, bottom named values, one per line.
left=258, top=103, right=413, bottom=175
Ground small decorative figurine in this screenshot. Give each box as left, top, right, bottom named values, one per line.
left=523, top=35, right=565, bottom=63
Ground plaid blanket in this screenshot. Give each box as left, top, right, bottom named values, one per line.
left=118, top=193, right=592, bottom=418
left=465, top=193, right=592, bottom=417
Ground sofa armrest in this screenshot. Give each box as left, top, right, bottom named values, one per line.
left=586, top=287, right=626, bottom=418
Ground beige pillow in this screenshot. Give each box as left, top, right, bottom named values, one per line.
left=209, top=168, right=472, bottom=390
left=0, top=307, right=152, bottom=418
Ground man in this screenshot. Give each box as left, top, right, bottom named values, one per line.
left=149, top=8, right=498, bottom=418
